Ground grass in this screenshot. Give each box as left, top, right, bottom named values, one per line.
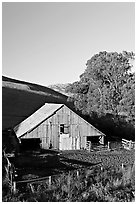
left=9, top=148, right=134, bottom=182
left=3, top=164, right=135, bottom=202
left=2, top=76, right=69, bottom=130
left=3, top=148, right=135, bottom=202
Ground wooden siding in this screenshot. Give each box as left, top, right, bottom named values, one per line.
left=21, top=105, right=105, bottom=150
left=14, top=104, right=63, bottom=137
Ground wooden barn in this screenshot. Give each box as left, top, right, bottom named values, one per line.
left=14, top=103, right=105, bottom=150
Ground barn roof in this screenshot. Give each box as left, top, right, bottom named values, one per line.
left=14, top=103, right=64, bottom=137
left=14, top=103, right=105, bottom=138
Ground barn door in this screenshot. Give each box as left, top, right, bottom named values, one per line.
left=59, top=134, right=72, bottom=150
left=59, top=124, right=72, bottom=150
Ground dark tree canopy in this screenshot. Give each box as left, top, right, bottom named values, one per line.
left=66, top=51, right=135, bottom=140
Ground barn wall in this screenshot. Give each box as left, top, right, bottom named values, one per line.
left=21, top=105, right=104, bottom=150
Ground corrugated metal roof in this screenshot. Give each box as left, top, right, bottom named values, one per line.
left=14, top=103, right=64, bottom=137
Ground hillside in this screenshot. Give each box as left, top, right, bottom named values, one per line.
left=2, top=76, right=70, bottom=130
left=48, top=83, right=74, bottom=97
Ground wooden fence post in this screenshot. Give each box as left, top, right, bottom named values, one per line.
left=77, top=170, right=79, bottom=178
left=13, top=181, right=16, bottom=194
left=129, top=140, right=132, bottom=150
left=67, top=172, right=71, bottom=198
left=121, top=163, right=124, bottom=170
left=29, top=183, right=35, bottom=194
left=10, top=173, right=13, bottom=193
left=49, top=176, right=51, bottom=188
left=108, top=141, right=110, bottom=150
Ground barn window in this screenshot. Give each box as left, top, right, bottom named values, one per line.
left=60, top=124, right=69, bottom=134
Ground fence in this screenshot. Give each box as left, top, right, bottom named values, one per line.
left=2, top=151, right=16, bottom=194
left=12, top=160, right=129, bottom=195
left=86, top=140, right=135, bottom=151
left=86, top=141, right=91, bottom=152
left=122, top=139, right=135, bottom=150
left=106, top=140, right=135, bottom=151
left=12, top=169, right=82, bottom=194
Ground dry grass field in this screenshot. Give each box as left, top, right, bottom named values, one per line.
left=14, top=148, right=134, bottom=180
left=3, top=148, right=135, bottom=202
left=2, top=76, right=69, bottom=129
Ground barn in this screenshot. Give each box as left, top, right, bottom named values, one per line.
left=14, top=103, right=105, bottom=151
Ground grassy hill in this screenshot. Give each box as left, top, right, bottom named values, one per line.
left=48, top=83, right=74, bottom=97
left=2, top=76, right=70, bottom=130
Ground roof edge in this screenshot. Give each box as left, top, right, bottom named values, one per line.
left=64, top=105, right=106, bottom=136
left=16, top=104, right=64, bottom=138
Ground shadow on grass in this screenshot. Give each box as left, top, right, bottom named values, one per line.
left=11, top=150, right=102, bottom=181
left=60, top=156, right=101, bottom=167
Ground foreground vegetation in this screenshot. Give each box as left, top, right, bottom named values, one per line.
left=3, top=164, right=135, bottom=202
left=3, top=149, right=135, bottom=202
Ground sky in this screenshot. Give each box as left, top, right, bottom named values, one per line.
left=2, top=2, right=135, bottom=86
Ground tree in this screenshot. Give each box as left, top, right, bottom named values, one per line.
left=66, top=51, right=135, bottom=138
